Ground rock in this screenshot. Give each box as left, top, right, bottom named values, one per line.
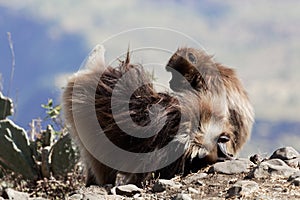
left=250, top=154, right=263, bottom=164
left=288, top=171, right=300, bottom=181
left=68, top=194, right=83, bottom=200
left=288, top=171, right=300, bottom=187
left=172, top=193, right=192, bottom=200
left=272, top=184, right=284, bottom=192
left=134, top=196, right=145, bottom=200
left=226, top=180, right=259, bottom=198
left=2, top=188, right=29, bottom=200
left=69, top=185, right=109, bottom=199
left=285, top=157, right=300, bottom=168
left=251, top=159, right=298, bottom=178
left=188, top=187, right=199, bottom=194
left=152, top=179, right=182, bottom=192
left=152, top=182, right=166, bottom=193
left=106, top=195, right=124, bottom=200
left=69, top=193, right=111, bottom=200
left=183, top=173, right=207, bottom=185
left=114, top=184, right=142, bottom=197
left=270, top=147, right=299, bottom=160
left=209, top=159, right=253, bottom=174
left=291, top=178, right=300, bottom=186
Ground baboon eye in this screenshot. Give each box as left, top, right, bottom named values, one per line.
left=187, top=52, right=197, bottom=64
left=218, top=133, right=230, bottom=143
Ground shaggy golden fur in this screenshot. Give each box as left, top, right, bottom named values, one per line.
left=166, top=47, right=254, bottom=159
left=62, top=46, right=253, bottom=186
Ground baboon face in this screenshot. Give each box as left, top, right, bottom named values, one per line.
left=166, top=48, right=198, bottom=91
left=166, top=48, right=216, bottom=92
left=196, top=109, right=236, bottom=162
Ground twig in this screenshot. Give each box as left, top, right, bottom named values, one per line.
left=7, top=32, right=16, bottom=98
left=3, top=32, right=17, bottom=119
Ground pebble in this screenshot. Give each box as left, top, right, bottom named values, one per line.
left=69, top=192, right=124, bottom=200
left=2, top=188, right=29, bottom=200
left=152, top=179, right=182, bottom=192
left=69, top=193, right=107, bottom=200
left=270, top=147, right=299, bottom=160
left=285, top=157, right=300, bottom=168
left=288, top=171, right=300, bottom=181
left=251, top=158, right=298, bottom=178
left=250, top=154, right=263, bottom=164
left=188, top=187, right=199, bottom=194
left=291, top=178, right=300, bottom=186
left=172, top=193, right=192, bottom=200
left=226, top=180, right=259, bottom=198
left=183, top=173, right=207, bottom=185
left=288, top=171, right=300, bottom=187
left=114, top=184, right=142, bottom=197
left=209, top=159, right=253, bottom=174
left=134, top=197, right=146, bottom=200
left=273, top=184, right=284, bottom=192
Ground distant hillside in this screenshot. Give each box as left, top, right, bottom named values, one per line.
left=241, top=120, right=300, bottom=157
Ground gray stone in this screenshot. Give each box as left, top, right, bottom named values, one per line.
left=134, top=196, right=146, bottom=200
left=288, top=171, right=300, bottom=181
left=105, top=195, right=124, bottom=200
left=115, top=184, right=142, bottom=197
left=249, top=154, right=263, bottom=164
left=152, top=179, right=182, bottom=192
left=183, top=173, right=207, bottom=184
left=159, top=179, right=182, bottom=188
left=3, top=188, right=29, bottom=200
left=291, top=178, right=300, bottom=186
left=252, top=159, right=298, bottom=178
left=270, top=146, right=299, bottom=160
left=172, top=193, right=192, bottom=200
left=152, top=181, right=166, bottom=193
left=272, top=184, right=284, bottom=192
left=82, top=194, right=105, bottom=200
left=69, top=193, right=114, bottom=200
left=188, top=187, right=199, bottom=194
left=287, top=171, right=300, bottom=186
left=285, top=157, right=300, bottom=168
left=68, top=194, right=83, bottom=200
left=227, top=180, right=259, bottom=198
left=209, top=159, right=253, bottom=174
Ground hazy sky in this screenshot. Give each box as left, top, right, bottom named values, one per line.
left=1, top=0, right=300, bottom=122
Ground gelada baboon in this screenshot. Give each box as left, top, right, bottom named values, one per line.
left=62, top=45, right=251, bottom=186
left=166, top=47, right=254, bottom=160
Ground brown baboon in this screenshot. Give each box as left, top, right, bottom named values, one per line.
left=166, top=47, right=254, bottom=159
left=62, top=45, right=252, bottom=186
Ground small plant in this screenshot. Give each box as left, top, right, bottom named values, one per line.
left=41, top=99, right=63, bottom=131
left=0, top=94, right=79, bottom=180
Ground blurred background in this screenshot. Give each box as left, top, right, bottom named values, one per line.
left=0, top=0, right=299, bottom=157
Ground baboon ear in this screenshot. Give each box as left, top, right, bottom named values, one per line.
left=81, top=44, right=106, bottom=71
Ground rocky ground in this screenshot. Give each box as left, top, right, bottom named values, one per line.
left=1, top=146, right=300, bottom=200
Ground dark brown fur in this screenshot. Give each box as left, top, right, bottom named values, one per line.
left=62, top=49, right=233, bottom=186
left=166, top=47, right=254, bottom=158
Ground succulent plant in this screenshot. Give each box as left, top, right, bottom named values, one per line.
left=0, top=119, right=39, bottom=180
left=0, top=93, right=79, bottom=180
left=0, top=92, right=13, bottom=120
